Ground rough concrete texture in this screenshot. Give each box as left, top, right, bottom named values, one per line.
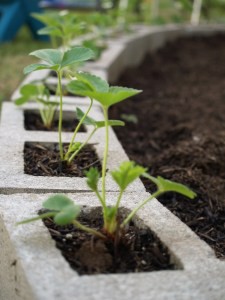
left=0, top=102, right=145, bottom=193
left=0, top=192, right=224, bottom=300
left=11, top=69, right=50, bottom=101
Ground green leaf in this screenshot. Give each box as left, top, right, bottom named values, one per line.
left=95, top=120, right=125, bottom=128
left=20, top=84, right=39, bottom=97
left=15, top=84, right=40, bottom=105
left=67, top=80, right=142, bottom=108
left=30, top=49, right=63, bottom=66
left=67, top=142, right=82, bottom=154
left=67, top=80, right=93, bottom=96
left=111, top=161, right=146, bottom=191
left=61, top=47, right=94, bottom=68
left=32, top=12, right=60, bottom=26
left=15, top=97, right=29, bottom=106
left=75, top=72, right=109, bottom=93
left=23, top=63, right=51, bottom=74
left=54, top=204, right=80, bottom=226
left=38, top=26, right=62, bottom=37
left=157, top=176, right=196, bottom=199
left=76, top=107, right=96, bottom=125
left=85, top=167, right=100, bottom=191
left=143, top=174, right=196, bottom=199
left=43, top=194, right=74, bottom=211
left=104, top=86, right=142, bottom=107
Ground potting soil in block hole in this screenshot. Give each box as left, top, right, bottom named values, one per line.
left=24, top=110, right=86, bottom=132
left=41, top=207, right=177, bottom=275
left=24, top=142, right=101, bottom=177
left=109, top=34, right=225, bottom=259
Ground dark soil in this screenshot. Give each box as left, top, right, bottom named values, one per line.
left=109, top=34, right=225, bottom=259
left=24, top=111, right=86, bottom=132
left=42, top=207, right=176, bottom=275
left=24, top=142, right=101, bottom=177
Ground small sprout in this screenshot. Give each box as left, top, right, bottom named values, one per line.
left=121, top=113, right=138, bottom=124
left=32, top=11, right=88, bottom=49
left=15, top=83, right=58, bottom=129
left=82, top=39, right=107, bottom=60
left=85, top=167, right=100, bottom=191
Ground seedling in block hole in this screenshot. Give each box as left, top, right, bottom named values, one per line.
left=15, top=83, right=58, bottom=129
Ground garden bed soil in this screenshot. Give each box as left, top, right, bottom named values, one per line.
left=24, top=142, right=101, bottom=177
left=24, top=111, right=86, bottom=132
left=109, top=34, right=225, bottom=259
left=42, top=208, right=175, bottom=275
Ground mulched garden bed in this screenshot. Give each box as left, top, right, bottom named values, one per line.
left=24, top=142, right=101, bottom=177
left=42, top=207, right=176, bottom=275
left=24, top=111, right=86, bottom=132
left=109, top=34, right=225, bottom=259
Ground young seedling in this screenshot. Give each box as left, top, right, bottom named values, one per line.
left=120, top=113, right=138, bottom=124
left=18, top=161, right=196, bottom=240
left=15, top=83, right=58, bottom=129
left=24, top=47, right=94, bottom=161
left=82, top=39, right=107, bottom=60
left=32, top=11, right=88, bottom=50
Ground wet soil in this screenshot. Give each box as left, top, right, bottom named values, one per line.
left=43, top=208, right=175, bottom=275
left=24, top=142, right=101, bottom=177
left=109, top=34, right=225, bottom=259
left=24, top=111, right=86, bottom=132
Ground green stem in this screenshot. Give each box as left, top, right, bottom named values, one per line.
left=57, top=70, right=64, bottom=161
left=68, top=127, right=97, bottom=164
left=121, top=190, right=162, bottom=228
left=16, top=212, right=56, bottom=225
left=65, top=98, right=93, bottom=161
left=115, top=189, right=124, bottom=211
left=95, top=189, right=106, bottom=210
left=102, top=107, right=109, bottom=203
left=72, top=219, right=106, bottom=239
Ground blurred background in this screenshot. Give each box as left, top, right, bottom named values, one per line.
left=1, top=0, right=225, bottom=101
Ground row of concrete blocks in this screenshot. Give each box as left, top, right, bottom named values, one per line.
left=1, top=24, right=225, bottom=300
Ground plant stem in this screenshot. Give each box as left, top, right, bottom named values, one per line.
left=102, top=107, right=109, bottom=203
left=57, top=70, right=64, bottom=161
left=95, top=189, right=106, bottom=210
left=121, top=190, right=162, bottom=228
left=65, top=98, right=93, bottom=161
left=68, top=127, right=97, bottom=164
left=115, top=189, right=124, bottom=211
left=72, top=219, right=106, bottom=239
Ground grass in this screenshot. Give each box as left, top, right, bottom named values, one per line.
left=0, top=26, right=50, bottom=101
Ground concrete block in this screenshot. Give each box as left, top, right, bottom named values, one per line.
left=0, top=192, right=224, bottom=300
left=0, top=102, right=145, bottom=194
